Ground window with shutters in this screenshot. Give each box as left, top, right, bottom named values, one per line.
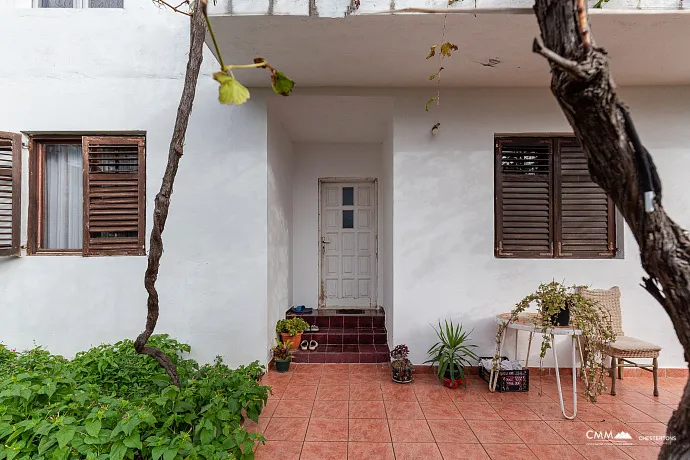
left=28, top=135, right=145, bottom=256
left=494, top=136, right=617, bottom=259
left=0, top=132, right=21, bottom=257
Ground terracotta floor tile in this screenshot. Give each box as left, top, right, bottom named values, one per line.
left=573, top=403, right=613, bottom=422
left=349, top=400, right=386, bottom=419
left=262, top=417, right=309, bottom=441
left=350, top=373, right=381, bottom=384
left=585, top=420, right=649, bottom=446
left=419, top=401, right=464, bottom=420
left=348, top=419, right=391, bottom=442
left=596, top=404, right=657, bottom=423
left=281, top=384, right=318, bottom=400
left=316, top=385, right=350, bottom=401
left=320, top=372, right=349, bottom=385
left=482, top=444, right=537, bottom=460
left=349, top=383, right=383, bottom=400
left=414, top=385, right=453, bottom=403
left=306, top=418, right=349, bottom=441
left=525, top=402, right=572, bottom=421
left=618, top=445, right=662, bottom=460
left=323, top=364, right=351, bottom=373
left=350, top=364, right=381, bottom=374
left=381, top=384, right=417, bottom=402
left=507, top=420, right=567, bottom=444
left=347, top=442, right=395, bottom=460
left=626, top=422, right=668, bottom=439
left=466, top=420, right=522, bottom=444
left=528, top=444, right=585, bottom=460
left=393, top=442, right=443, bottom=460
left=631, top=404, right=674, bottom=423
left=389, top=419, right=434, bottom=442
left=490, top=403, right=540, bottom=421
left=272, top=399, right=314, bottom=418
left=573, top=444, right=634, bottom=460
left=427, top=420, right=479, bottom=443
left=261, top=398, right=280, bottom=418
left=311, top=400, right=349, bottom=419
left=455, top=402, right=502, bottom=420
left=294, top=364, right=324, bottom=374
left=289, top=373, right=322, bottom=386
left=545, top=420, right=594, bottom=444
left=243, top=417, right=270, bottom=434
left=300, top=441, right=348, bottom=460
left=413, top=374, right=440, bottom=385
left=437, top=443, right=490, bottom=460
left=254, top=440, right=302, bottom=460
left=384, top=400, right=425, bottom=419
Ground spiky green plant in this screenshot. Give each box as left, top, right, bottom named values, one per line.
left=425, top=320, right=478, bottom=386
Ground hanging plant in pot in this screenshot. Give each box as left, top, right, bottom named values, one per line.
left=275, top=318, right=309, bottom=350
left=272, top=338, right=295, bottom=373
left=390, top=344, right=413, bottom=383
left=425, top=320, right=478, bottom=389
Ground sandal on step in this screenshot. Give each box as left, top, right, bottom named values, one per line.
left=309, top=325, right=320, bottom=332
left=300, top=340, right=309, bottom=351
left=308, top=340, right=318, bottom=351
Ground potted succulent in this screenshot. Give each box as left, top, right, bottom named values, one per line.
left=275, top=318, right=309, bottom=350
left=425, top=320, right=478, bottom=389
left=390, top=344, right=413, bottom=384
left=272, top=339, right=294, bottom=373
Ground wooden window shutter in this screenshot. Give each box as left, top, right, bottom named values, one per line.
left=0, top=132, right=21, bottom=257
left=495, top=138, right=553, bottom=258
left=555, top=139, right=616, bottom=258
left=82, top=136, right=145, bottom=256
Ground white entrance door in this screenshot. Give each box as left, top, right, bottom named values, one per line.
left=320, top=181, right=377, bottom=308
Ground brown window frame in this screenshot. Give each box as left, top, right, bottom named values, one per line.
left=494, top=135, right=617, bottom=259
left=28, top=135, right=146, bottom=256
left=0, top=132, right=22, bottom=257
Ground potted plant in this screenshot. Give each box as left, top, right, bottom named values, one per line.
left=425, top=320, right=478, bottom=389
left=493, top=281, right=616, bottom=402
left=390, top=344, right=413, bottom=383
left=272, top=339, right=294, bottom=373
left=275, top=318, right=309, bottom=350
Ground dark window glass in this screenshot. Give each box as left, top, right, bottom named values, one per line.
left=41, top=0, right=73, bottom=7
left=89, top=0, right=124, bottom=6
left=342, top=187, right=354, bottom=206
left=343, top=210, right=354, bottom=229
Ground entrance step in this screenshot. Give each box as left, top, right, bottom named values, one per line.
left=286, top=308, right=389, bottom=363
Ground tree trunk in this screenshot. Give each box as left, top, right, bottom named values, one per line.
left=133, top=3, right=206, bottom=387
left=532, top=1, right=690, bottom=458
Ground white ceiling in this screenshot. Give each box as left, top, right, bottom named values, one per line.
left=269, top=96, right=393, bottom=143
left=208, top=12, right=690, bottom=88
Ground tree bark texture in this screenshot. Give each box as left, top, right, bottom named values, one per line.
left=133, top=4, right=206, bottom=387
left=532, top=1, right=690, bottom=458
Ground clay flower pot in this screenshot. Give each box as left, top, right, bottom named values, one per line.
left=280, top=332, right=303, bottom=350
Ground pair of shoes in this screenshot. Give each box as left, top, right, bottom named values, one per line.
left=303, top=324, right=320, bottom=332
left=300, top=340, right=318, bottom=351
left=289, top=305, right=313, bottom=314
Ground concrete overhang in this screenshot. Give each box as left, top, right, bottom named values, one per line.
left=206, top=11, right=690, bottom=87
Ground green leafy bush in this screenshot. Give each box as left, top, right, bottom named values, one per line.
left=0, top=336, right=269, bottom=460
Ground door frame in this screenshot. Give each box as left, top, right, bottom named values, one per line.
left=317, top=177, right=379, bottom=309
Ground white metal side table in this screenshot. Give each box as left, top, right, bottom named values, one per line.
left=490, top=312, right=582, bottom=420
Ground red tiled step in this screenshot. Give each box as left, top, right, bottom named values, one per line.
left=293, top=344, right=390, bottom=364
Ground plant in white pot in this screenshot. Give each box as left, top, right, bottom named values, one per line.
left=425, top=320, right=478, bottom=389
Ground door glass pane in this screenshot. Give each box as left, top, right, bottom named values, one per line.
left=40, top=0, right=74, bottom=7
left=342, top=186, right=354, bottom=206
left=89, top=0, right=124, bottom=7
left=43, top=145, right=83, bottom=250
left=342, top=210, right=354, bottom=229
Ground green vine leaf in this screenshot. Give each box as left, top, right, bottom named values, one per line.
left=440, top=42, right=459, bottom=58
left=425, top=97, right=436, bottom=112
left=448, top=0, right=459, bottom=4
left=593, top=0, right=608, bottom=7
left=213, top=72, right=250, bottom=105
left=271, top=70, right=295, bottom=97
left=426, top=45, right=437, bottom=60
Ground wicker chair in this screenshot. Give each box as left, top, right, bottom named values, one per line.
left=580, top=286, right=661, bottom=397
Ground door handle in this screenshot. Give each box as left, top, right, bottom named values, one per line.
left=321, top=237, right=330, bottom=252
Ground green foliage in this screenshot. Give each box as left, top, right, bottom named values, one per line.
left=593, top=0, right=609, bottom=7
left=440, top=42, right=458, bottom=58
left=275, top=318, right=309, bottom=336
left=213, top=72, right=250, bottom=105
left=271, top=71, right=295, bottom=97
left=424, top=320, right=478, bottom=386
left=494, top=281, right=616, bottom=402
left=271, top=339, right=294, bottom=361
left=0, top=336, right=269, bottom=459
left=425, top=97, right=436, bottom=112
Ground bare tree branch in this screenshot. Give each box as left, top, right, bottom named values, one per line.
left=133, top=1, right=206, bottom=387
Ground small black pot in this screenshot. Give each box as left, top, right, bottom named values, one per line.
left=275, top=359, right=291, bottom=373
left=443, top=366, right=464, bottom=381
left=550, top=305, right=570, bottom=327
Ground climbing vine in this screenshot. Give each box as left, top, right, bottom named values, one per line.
left=492, top=281, right=616, bottom=402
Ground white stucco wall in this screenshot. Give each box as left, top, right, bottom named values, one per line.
left=267, top=113, right=294, bottom=357
left=291, top=143, right=383, bottom=310
left=0, top=3, right=270, bottom=367
left=381, top=123, right=395, bottom=343
left=390, top=86, right=690, bottom=368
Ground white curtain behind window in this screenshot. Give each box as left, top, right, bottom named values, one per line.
left=44, top=145, right=83, bottom=250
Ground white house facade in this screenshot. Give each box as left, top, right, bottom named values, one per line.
left=1, top=0, right=689, bottom=371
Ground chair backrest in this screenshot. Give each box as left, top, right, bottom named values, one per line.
left=579, top=286, right=624, bottom=337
